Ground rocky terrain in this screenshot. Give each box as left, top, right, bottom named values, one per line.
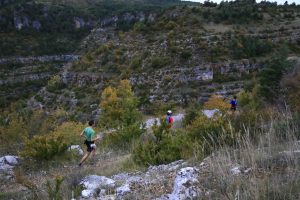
left=2, top=137, right=299, bottom=200
left=1, top=1, right=300, bottom=199
left=1, top=1, right=300, bottom=116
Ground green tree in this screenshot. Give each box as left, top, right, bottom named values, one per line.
left=99, top=80, right=141, bottom=129
left=258, top=50, right=292, bottom=102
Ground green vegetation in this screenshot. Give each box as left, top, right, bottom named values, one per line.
left=0, top=0, right=188, bottom=57
left=258, top=50, right=292, bottom=102
left=150, top=56, right=171, bottom=69
left=230, top=36, right=273, bottom=59
left=98, top=80, right=144, bottom=149
left=46, top=176, right=64, bottom=200
left=1, top=1, right=300, bottom=198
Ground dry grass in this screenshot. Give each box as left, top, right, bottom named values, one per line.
left=197, top=112, right=300, bottom=200
left=1, top=147, right=142, bottom=199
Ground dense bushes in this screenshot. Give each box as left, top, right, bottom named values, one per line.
left=133, top=119, right=193, bottom=165
left=0, top=114, right=28, bottom=154
left=206, top=0, right=263, bottom=24
left=150, top=56, right=171, bottom=69
left=102, top=123, right=145, bottom=150
left=230, top=36, right=273, bottom=59
left=133, top=102, right=232, bottom=166
left=99, top=80, right=141, bottom=129
left=282, top=66, right=300, bottom=113
left=21, top=131, right=68, bottom=160
left=21, top=121, right=84, bottom=160
left=258, top=51, right=292, bottom=102
left=46, top=75, right=65, bottom=93
left=99, top=80, right=144, bottom=149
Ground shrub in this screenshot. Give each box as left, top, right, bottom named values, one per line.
left=99, top=80, right=141, bottom=129
left=46, top=176, right=64, bottom=200
left=237, top=90, right=260, bottom=111
left=0, top=115, right=28, bottom=154
left=230, top=36, right=273, bottom=59
left=258, top=51, right=292, bottom=101
left=21, top=121, right=84, bottom=160
left=282, top=66, right=300, bottom=113
left=187, top=114, right=231, bottom=154
left=21, top=131, right=68, bottom=160
left=204, top=94, right=231, bottom=113
left=150, top=56, right=171, bottom=69
left=25, top=109, right=70, bottom=137
left=130, top=56, right=142, bottom=69
left=133, top=22, right=147, bottom=32
left=180, top=50, right=192, bottom=61
left=182, top=102, right=202, bottom=127
left=102, top=123, right=145, bottom=150
left=133, top=119, right=193, bottom=166
left=47, top=75, right=65, bottom=93
left=165, top=21, right=177, bottom=30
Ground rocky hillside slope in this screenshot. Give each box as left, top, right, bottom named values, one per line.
left=27, top=1, right=300, bottom=118
left=0, top=0, right=189, bottom=110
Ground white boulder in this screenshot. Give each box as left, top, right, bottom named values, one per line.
left=160, top=167, right=201, bottom=200
left=80, top=175, right=115, bottom=198
left=68, top=145, right=84, bottom=156
left=230, top=166, right=241, bottom=176
left=116, top=183, right=131, bottom=198
left=202, top=109, right=219, bottom=118
left=0, top=155, right=19, bottom=180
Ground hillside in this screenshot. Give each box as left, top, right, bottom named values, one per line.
left=27, top=1, right=300, bottom=118
left=0, top=0, right=186, bottom=108
left=1, top=1, right=300, bottom=199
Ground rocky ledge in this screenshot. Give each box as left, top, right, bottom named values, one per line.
left=78, top=160, right=204, bottom=200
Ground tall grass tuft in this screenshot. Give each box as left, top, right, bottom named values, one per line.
left=199, top=111, right=300, bottom=199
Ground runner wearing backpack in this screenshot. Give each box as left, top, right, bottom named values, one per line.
left=166, top=110, right=174, bottom=129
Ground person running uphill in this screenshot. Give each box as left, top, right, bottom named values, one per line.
left=79, top=120, right=100, bottom=166
left=166, top=110, right=174, bottom=129
left=230, top=96, right=238, bottom=113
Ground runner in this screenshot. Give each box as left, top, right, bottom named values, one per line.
left=230, top=96, right=238, bottom=113
left=78, top=120, right=100, bottom=166
left=166, top=110, right=174, bottom=129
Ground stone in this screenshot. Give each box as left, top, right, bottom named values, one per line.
left=32, top=20, right=41, bottom=31
left=116, top=183, right=131, bottom=198
left=80, top=175, right=116, bottom=198
left=230, top=166, right=241, bottom=176
left=159, top=167, right=201, bottom=200
left=144, top=113, right=185, bottom=129
left=68, top=145, right=84, bottom=156
left=202, top=109, right=219, bottom=118
left=74, top=17, right=85, bottom=29
left=98, top=195, right=116, bottom=200
left=4, top=155, right=18, bottom=165
left=0, top=155, right=19, bottom=180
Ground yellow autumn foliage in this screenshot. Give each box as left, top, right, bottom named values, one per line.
left=99, top=80, right=140, bottom=129
left=0, top=115, right=28, bottom=154
left=204, top=94, right=230, bottom=112
left=21, top=121, right=84, bottom=160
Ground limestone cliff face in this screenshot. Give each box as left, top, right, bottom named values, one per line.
left=1, top=3, right=156, bottom=31
left=0, top=55, right=79, bottom=85
left=0, top=55, right=79, bottom=108
left=3, top=2, right=300, bottom=116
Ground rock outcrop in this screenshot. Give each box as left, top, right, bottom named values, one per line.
left=0, top=155, right=19, bottom=181
left=78, top=160, right=205, bottom=200
left=0, top=55, right=79, bottom=65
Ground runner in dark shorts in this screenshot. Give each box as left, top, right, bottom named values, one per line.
left=84, top=140, right=95, bottom=152
left=230, top=96, right=238, bottom=112
left=79, top=120, right=100, bottom=166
